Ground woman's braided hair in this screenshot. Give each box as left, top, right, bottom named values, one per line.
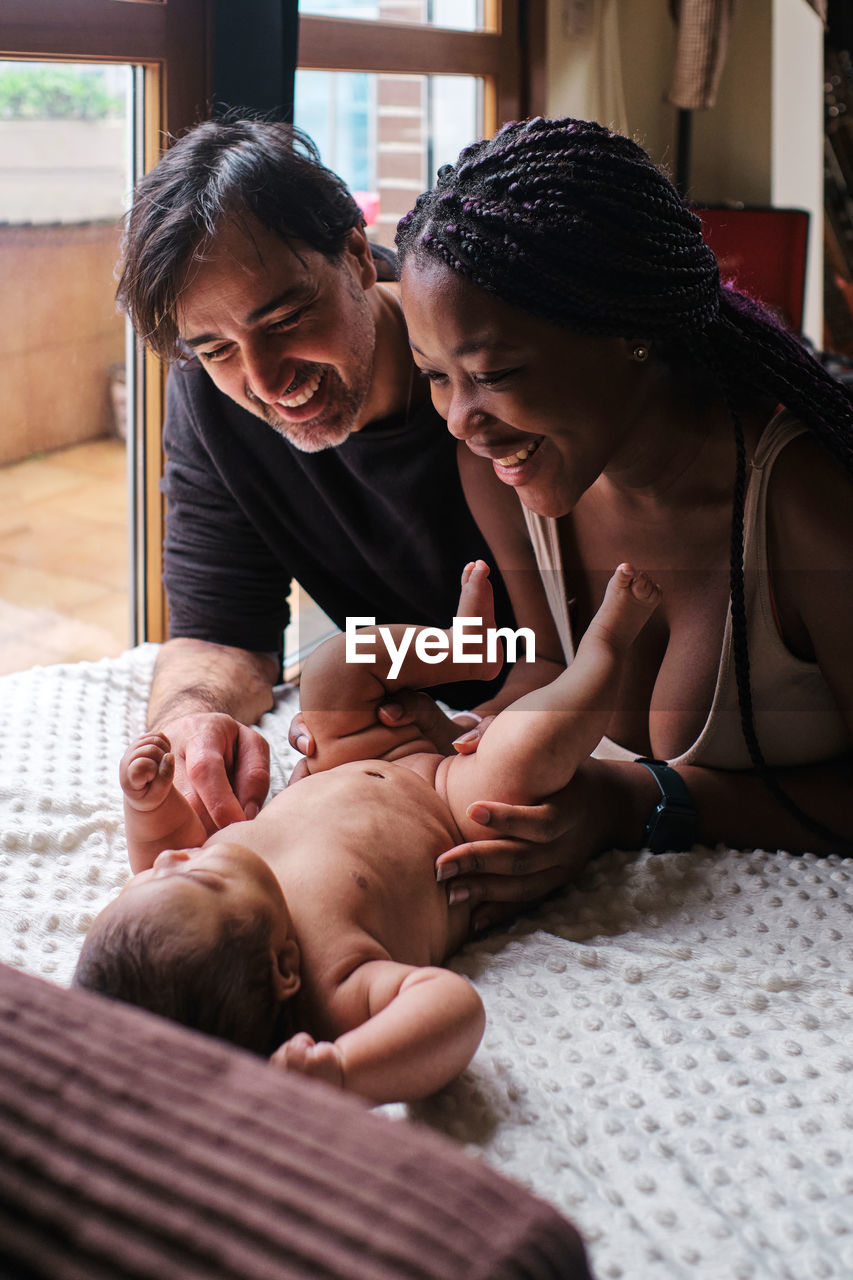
left=397, top=116, right=853, bottom=847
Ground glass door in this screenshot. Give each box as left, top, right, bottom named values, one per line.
left=0, top=0, right=211, bottom=666
left=0, top=60, right=135, bottom=671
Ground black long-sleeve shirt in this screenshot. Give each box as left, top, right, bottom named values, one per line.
left=161, top=358, right=516, bottom=706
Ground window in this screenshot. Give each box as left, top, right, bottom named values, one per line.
left=0, top=2, right=538, bottom=669
left=0, top=0, right=210, bottom=665
left=296, top=2, right=538, bottom=219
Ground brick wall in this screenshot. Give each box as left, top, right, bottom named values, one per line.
left=0, top=220, right=125, bottom=465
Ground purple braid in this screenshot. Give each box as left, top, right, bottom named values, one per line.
left=398, top=116, right=853, bottom=850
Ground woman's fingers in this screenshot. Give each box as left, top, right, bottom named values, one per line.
left=287, top=755, right=311, bottom=786
left=448, top=864, right=571, bottom=923
left=436, top=838, right=559, bottom=881
left=461, top=799, right=568, bottom=842
left=378, top=689, right=461, bottom=755
left=287, top=712, right=314, bottom=757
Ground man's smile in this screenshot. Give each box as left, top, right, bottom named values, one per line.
left=278, top=368, right=324, bottom=409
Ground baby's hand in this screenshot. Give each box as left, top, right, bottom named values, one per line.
left=270, top=1032, right=345, bottom=1089
left=120, top=732, right=175, bottom=810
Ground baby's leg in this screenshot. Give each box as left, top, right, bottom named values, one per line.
left=456, top=560, right=496, bottom=632
left=444, top=564, right=661, bottom=815
left=581, top=563, right=661, bottom=655
left=121, top=732, right=208, bottom=873
left=447, top=559, right=502, bottom=679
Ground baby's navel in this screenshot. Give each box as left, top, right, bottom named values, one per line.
left=365, top=770, right=385, bottom=779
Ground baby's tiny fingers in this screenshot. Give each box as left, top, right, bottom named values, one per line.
left=270, top=1031, right=314, bottom=1070
left=125, top=756, right=158, bottom=788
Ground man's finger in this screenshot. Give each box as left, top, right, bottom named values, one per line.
left=184, top=744, right=246, bottom=830
left=231, top=727, right=270, bottom=818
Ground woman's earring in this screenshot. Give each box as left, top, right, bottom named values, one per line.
left=631, top=342, right=651, bottom=363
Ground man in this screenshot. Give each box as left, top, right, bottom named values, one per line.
left=116, top=116, right=539, bottom=835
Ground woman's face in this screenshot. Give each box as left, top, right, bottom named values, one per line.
left=400, top=258, right=650, bottom=518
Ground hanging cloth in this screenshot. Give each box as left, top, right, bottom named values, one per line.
left=668, top=0, right=826, bottom=111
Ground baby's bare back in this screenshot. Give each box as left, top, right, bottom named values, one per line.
left=218, top=756, right=470, bottom=975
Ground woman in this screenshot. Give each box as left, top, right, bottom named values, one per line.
left=394, top=116, right=853, bottom=911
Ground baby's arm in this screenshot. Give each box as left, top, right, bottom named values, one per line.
left=445, top=566, right=661, bottom=819
left=271, top=960, right=485, bottom=1103
left=299, top=562, right=503, bottom=772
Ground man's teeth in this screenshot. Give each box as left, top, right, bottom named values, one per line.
left=279, top=370, right=323, bottom=408
left=496, top=439, right=540, bottom=466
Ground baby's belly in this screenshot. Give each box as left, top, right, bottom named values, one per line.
left=261, top=760, right=470, bottom=964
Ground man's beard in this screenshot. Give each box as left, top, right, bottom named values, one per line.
left=248, top=362, right=373, bottom=454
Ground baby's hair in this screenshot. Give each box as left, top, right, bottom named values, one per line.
left=74, top=907, right=293, bottom=1055
left=397, top=116, right=853, bottom=849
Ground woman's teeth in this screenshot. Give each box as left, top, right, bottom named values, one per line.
left=279, top=369, right=323, bottom=408
left=496, top=438, right=541, bottom=466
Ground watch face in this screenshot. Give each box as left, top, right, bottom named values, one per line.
left=637, top=759, right=698, bottom=853
left=647, top=807, right=697, bottom=854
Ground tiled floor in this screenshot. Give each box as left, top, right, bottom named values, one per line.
left=0, top=437, right=129, bottom=675
left=0, top=435, right=338, bottom=679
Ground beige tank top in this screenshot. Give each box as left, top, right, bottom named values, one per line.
left=522, top=411, right=849, bottom=769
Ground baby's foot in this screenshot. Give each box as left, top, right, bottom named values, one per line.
left=454, top=560, right=502, bottom=678
left=589, top=563, right=662, bottom=650
left=120, top=732, right=177, bottom=812
left=456, top=560, right=496, bottom=632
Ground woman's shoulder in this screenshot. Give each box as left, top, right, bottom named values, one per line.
left=764, top=414, right=852, bottom=668
left=765, top=416, right=853, bottom=573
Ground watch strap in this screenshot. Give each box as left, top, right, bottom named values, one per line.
left=635, top=757, right=698, bottom=854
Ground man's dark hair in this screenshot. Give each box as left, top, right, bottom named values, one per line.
left=116, top=115, right=365, bottom=361
left=73, top=907, right=292, bottom=1055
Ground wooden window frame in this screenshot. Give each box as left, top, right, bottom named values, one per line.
left=297, top=2, right=545, bottom=134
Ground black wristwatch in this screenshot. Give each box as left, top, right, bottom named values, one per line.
left=635, top=757, right=699, bottom=853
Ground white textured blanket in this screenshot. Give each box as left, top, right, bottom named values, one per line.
left=1, top=648, right=851, bottom=1280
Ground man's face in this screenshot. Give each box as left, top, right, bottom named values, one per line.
left=177, top=216, right=378, bottom=452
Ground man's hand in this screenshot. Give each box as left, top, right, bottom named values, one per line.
left=154, top=711, right=270, bottom=834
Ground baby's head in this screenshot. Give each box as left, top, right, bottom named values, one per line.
left=73, top=843, right=301, bottom=1055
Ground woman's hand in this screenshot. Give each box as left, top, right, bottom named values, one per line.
left=287, top=690, right=473, bottom=784
left=437, top=757, right=637, bottom=931
left=287, top=711, right=313, bottom=784
left=377, top=689, right=478, bottom=755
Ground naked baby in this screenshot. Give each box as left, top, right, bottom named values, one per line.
left=75, top=562, right=660, bottom=1103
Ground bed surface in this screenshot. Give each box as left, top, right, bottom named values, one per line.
left=1, top=647, right=851, bottom=1280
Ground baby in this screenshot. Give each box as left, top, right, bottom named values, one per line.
left=75, top=562, right=660, bottom=1103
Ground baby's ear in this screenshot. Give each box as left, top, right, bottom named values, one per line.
left=272, top=938, right=301, bottom=1000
